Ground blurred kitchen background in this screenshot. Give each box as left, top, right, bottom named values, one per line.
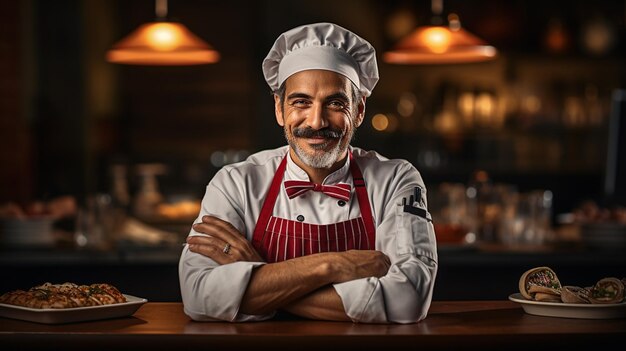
left=1, top=0, right=625, bottom=301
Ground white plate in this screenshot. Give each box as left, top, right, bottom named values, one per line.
left=509, top=293, right=626, bottom=319
left=0, top=294, right=147, bottom=324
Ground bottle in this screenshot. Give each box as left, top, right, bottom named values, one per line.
left=132, top=164, right=167, bottom=220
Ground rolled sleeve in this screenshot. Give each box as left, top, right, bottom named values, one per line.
left=334, top=161, right=438, bottom=324
left=179, top=167, right=274, bottom=322
left=334, top=252, right=437, bottom=324
left=333, top=277, right=386, bottom=323
left=179, top=246, right=274, bottom=322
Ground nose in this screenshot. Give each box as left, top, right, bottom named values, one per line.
left=306, top=103, right=328, bottom=130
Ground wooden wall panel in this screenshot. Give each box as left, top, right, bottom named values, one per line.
left=0, top=1, right=33, bottom=203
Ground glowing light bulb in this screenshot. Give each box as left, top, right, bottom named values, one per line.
left=421, top=27, right=452, bottom=53
left=147, top=23, right=180, bottom=51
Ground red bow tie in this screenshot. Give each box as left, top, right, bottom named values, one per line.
left=284, top=180, right=351, bottom=201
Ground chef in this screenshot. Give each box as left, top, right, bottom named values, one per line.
left=179, top=22, right=437, bottom=324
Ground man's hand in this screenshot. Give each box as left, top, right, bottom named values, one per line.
left=329, top=250, right=391, bottom=283
left=187, top=215, right=264, bottom=264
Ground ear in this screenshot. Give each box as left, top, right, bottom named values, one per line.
left=274, top=94, right=284, bottom=127
left=353, top=96, right=366, bottom=128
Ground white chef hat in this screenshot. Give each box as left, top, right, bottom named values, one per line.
left=262, top=22, right=379, bottom=97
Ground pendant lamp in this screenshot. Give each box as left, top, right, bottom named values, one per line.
left=384, top=0, right=496, bottom=64
left=106, top=0, right=219, bottom=65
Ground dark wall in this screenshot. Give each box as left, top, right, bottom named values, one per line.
left=1, top=0, right=625, bottom=214
left=34, top=0, right=87, bottom=200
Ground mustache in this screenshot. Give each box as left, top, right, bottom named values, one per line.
left=292, top=127, right=343, bottom=139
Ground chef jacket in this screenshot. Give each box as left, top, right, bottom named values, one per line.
left=179, top=145, right=438, bottom=324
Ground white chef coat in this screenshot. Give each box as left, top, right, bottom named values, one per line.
left=178, top=145, right=438, bottom=324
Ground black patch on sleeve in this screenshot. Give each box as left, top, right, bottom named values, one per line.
left=402, top=187, right=432, bottom=222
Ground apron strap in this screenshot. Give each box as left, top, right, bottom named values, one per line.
left=252, top=155, right=288, bottom=249
left=349, top=150, right=376, bottom=249
left=252, top=150, right=377, bottom=252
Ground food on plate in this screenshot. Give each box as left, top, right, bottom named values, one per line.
left=0, top=282, right=126, bottom=309
left=560, top=286, right=590, bottom=304
left=528, top=285, right=562, bottom=302
left=588, top=277, right=624, bottom=304
left=533, top=292, right=562, bottom=302
left=518, top=267, right=625, bottom=304
left=528, top=284, right=561, bottom=296
left=519, top=266, right=562, bottom=300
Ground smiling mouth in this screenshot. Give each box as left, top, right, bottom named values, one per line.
left=303, top=136, right=332, bottom=144
left=298, top=137, right=339, bottom=151
left=291, top=127, right=342, bottom=149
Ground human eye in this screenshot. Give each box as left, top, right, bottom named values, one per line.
left=290, top=99, right=310, bottom=108
left=327, top=100, right=348, bottom=111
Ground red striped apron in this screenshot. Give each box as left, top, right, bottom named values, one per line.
left=252, top=151, right=376, bottom=263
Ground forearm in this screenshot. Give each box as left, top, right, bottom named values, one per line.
left=187, top=215, right=391, bottom=319
left=282, top=286, right=350, bottom=321
left=239, top=253, right=336, bottom=315
left=239, top=249, right=390, bottom=315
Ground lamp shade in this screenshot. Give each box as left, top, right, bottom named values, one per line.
left=383, top=25, right=497, bottom=64
left=106, top=21, right=220, bottom=65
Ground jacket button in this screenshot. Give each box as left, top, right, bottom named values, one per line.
left=296, top=215, right=305, bottom=222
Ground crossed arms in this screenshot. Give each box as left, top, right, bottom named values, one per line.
left=179, top=158, right=438, bottom=323
left=186, top=216, right=391, bottom=321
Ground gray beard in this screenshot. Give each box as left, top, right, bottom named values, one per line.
left=285, top=131, right=350, bottom=169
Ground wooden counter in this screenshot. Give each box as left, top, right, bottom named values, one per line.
left=1, top=301, right=624, bottom=350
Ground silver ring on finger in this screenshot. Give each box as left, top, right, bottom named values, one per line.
left=223, top=243, right=231, bottom=254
